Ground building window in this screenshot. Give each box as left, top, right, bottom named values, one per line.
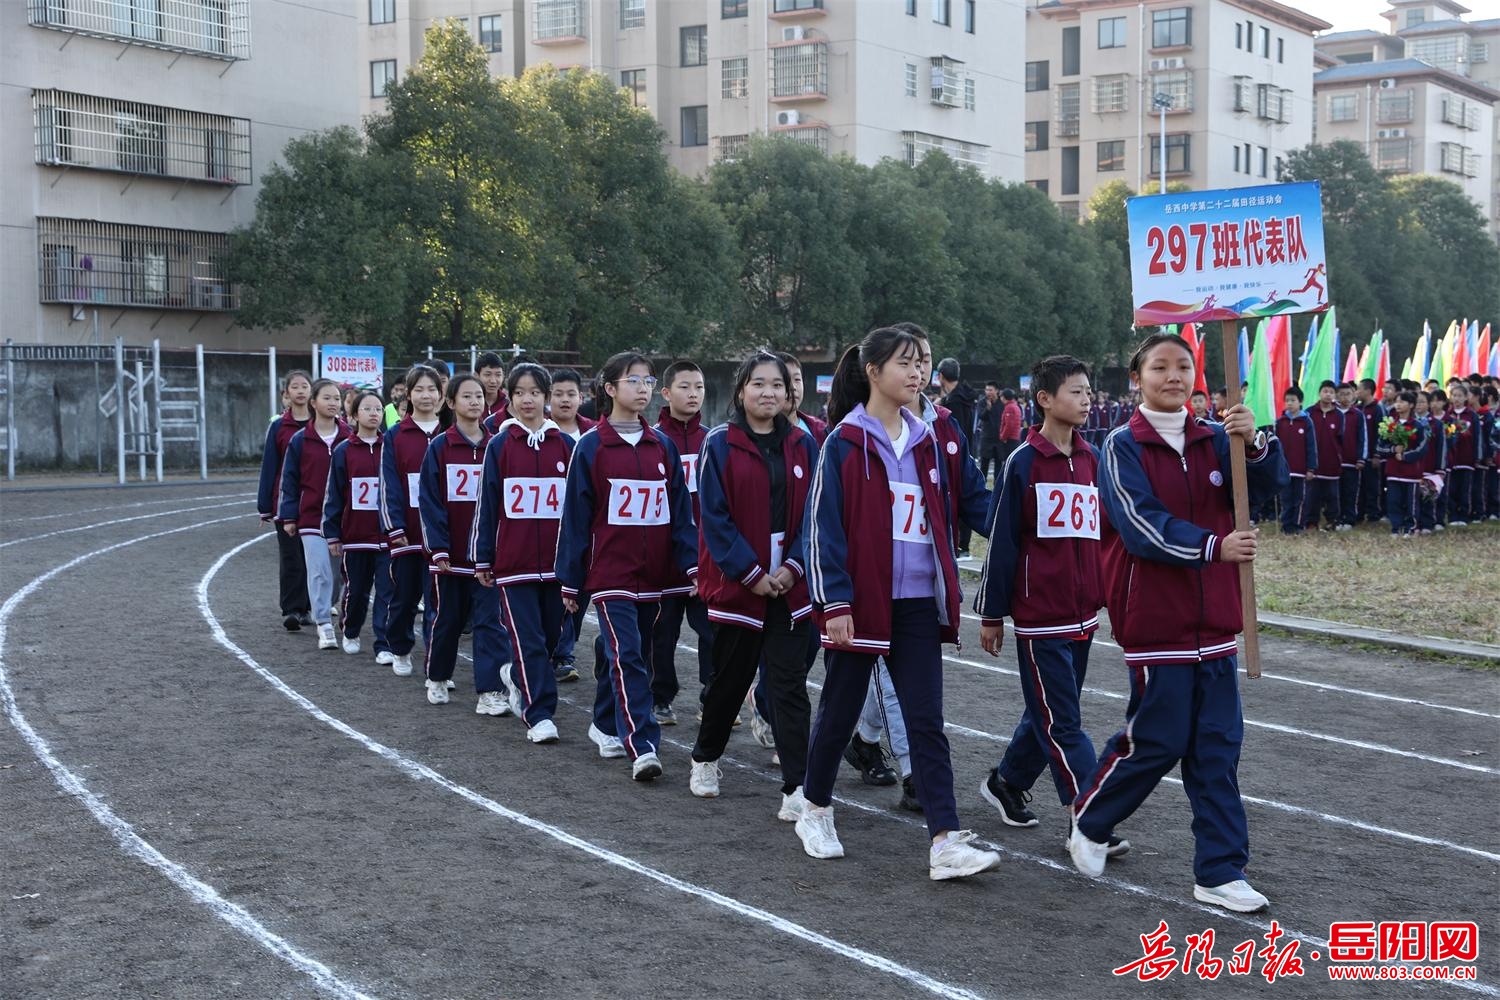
left=722, top=58, right=749, bottom=99
left=479, top=14, right=502, bottom=51
left=1025, top=60, right=1049, bottom=92
left=1060, top=145, right=1079, bottom=195
left=370, top=0, right=394, bottom=25
left=1233, top=144, right=1241, bottom=173
left=1407, top=9, right=1425, bottom=27
left=1328, top=94, right=1357, bottom=122
left=906, top=0, right=916, bottom=15
left=964, top=77, right=975, bottom=110
left=964, top=0, right=974, bottom=33
left=773, top=41, right=829, bottom=98
left=1407, top=35, right=1463, bottom=72
left=1259, top=25, right=1269, bottom=57
left=1152, top=70, right=1192, bottom=112
left=1149, top=133, right=1190, bottom=174
left=1091, top=73, right=1128, bottom=113
left=1375, top=90, right=1414, bottom=123
left=1151, top=7, right=1190, bottom=48
left=621, top=0, right=645, bottom=29
left=1055, top=82, right=1080, bottom=136
left=621, top=68, right=646, bottom=106
left=533, top=0, right=586, bottom=41
left=930, top=55, right=964, bottom=107
left=1235, top=22, right=1243, bottom=49
left=1277, top=37, right=1284, bottom=63
left=370, top=59, right=396, bottom=97
left=932, top=0, right=949, bottom=26
left=902, top=131, right=989, bottom=169
left=1471, top=42, right=1489, bottom=64
left=681, top=105, right=708, bottom=146
left=681, top=25, right=707, bottom=66
left=33, top=90, right=251, bottom=185
left=1374, top=137, right=1411, bottom=173
left=905, top=62, right=918, bottom=97
left=1098, top=16, right=1126, bottom=49
left=37, top=218, right=235, bottom=311
left=773, top=0, right=823, bottom=10
left=1025, top=120, right=1048, bottom=152
left=1274, top=155, right=1284, bottom=180
left=716, top=134, right=749, bottom=162
left=1097, top=139, right=1124, bottom=172
left=1258, top=145, right=1268, bottom=177
left=1439, top=141, right=1467, bottom=174
left=1062, top=26, right=1080, bottom=75
left=721, top=0, right=747, bottom=19
left=1028, top=179, right=1049, bottom=195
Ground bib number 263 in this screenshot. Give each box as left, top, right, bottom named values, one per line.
left=1035, top=483, right=1099, bottom=539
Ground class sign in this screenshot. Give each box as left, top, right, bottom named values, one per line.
left=321, top=345, right=385, bottom=391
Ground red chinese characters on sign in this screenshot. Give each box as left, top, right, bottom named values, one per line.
left=1145, top=215, right=1310, bottom=276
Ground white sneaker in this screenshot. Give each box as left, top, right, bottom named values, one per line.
left=795, top=805, right=845, bottom=859
left=375, top=650, right=395, bottom=665
left=317, top=624, right=338, bottom=650
left=526, top=718, right=559, bottom=744
left=502, top=667, right=523, bottom=718
left=425, top=679, right=449, bottom=705
left=689, top=760, right=722, bottom=798
left=446, top=679, right=456, bottom=690
left=1194, top=879, right=1270, bottom=913
left=929, top=830, right=1003, bottom=881
left=475, top=691, right=509, bottom=716
left=1068, top=823, right=1109, bottom=877
left=778, top=786, right=807, bottom=823
left=341, top=636, right=361, bottom=655
left=632, top=752, right=663, bottom=781
left=749, top=709, right=776, bottom=750
left=1450, top=520, right=1467, bottom=528
left=588, top=723, right=626, bottom=759
left=392, top=653, right=413, bottom=677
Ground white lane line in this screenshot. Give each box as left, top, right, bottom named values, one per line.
left=957, top=613, right=1500, bottom=720
left=681, top=645, right=1500, bottom=865
left=944, top=653, right=1499, bottom=776
left=201, top=538, right=992, bottom=1000
left=3, top=492, right=254, bottom=524
left=0, top=499, right=253, bottom=550
left=0, top=517, right=379, bottom=1000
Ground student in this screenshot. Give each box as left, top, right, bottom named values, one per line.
left=977, top=381, right=1002, bottom=483
left=323, top=392, right=391, bottom=658
left=651, top=360, right=714, bottom=726
left=1417, top=391, right=1449, bottom=534
left=258, top=370, right=313, bottom=631
left=1211, top=386, right=1229, bottom=422
left=418, top=374, right=512, bottom=712
left=776, top=352, right=828, bottom=445
left=278, top=379, right=351, bottom=650
left=1446, top=383, right=1480, bottom=526
left=1189, top=390, right=1210, bottom=421
left=1070, top=333, right=1286, bottom=914
left=1306, top=380, right=1344, bottom=531
left=688, top=352, right=818, bottom=818
left=1376, top=390, right=1428, bottom=537
left=1356, top=378, right=1388, bottom=523
left=476, top=351, right=508, bottom=423
left=997, top=389, right=1024, bottom=465
left=1334, top=382, right=1366, bottom=531
left=383, top=379, right=406, bottom=431
left=555, top=352, right=697, bottom=782
left=976, top=355, right=1127, bottom=860
left=799, top=326, right=1001, bottom=881
left=473, top=363, right=571, bottom=743
left=1273, top=386, right=1316, bottom=535
left=1480, top=387, right=1500, bottom=520
left=380, top=365, right=446, bottom=679
left=547, top=368, right=594, bottom=683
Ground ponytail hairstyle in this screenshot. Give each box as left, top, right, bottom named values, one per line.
left=506, top=362, right=552, bottom=399
left=825, top=325, right=924, bottom=427
left=729, top=350, right=791, bottom=418
left=283, top=368, right=313, bottom=391
left=595, top=351, right=652, bottom=417
left=308, top=378, right=341, bottom=403
left=1127, top=332, right=1195, bottom=376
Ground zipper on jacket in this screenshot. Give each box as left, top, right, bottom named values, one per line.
left=1181, top=451, right=1205, bottom=657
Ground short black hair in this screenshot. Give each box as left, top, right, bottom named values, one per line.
left=1190, top=389, right=1208, bottom=399
left=985, top=380, right=1000, bottom=390
left=1319, top=379, right=1337, bottom=391
left=1283, top=385, right=1304, bottom=401
left=662, top=360, right=703, bottom=386
left=937, top=357, right=961, bottom=382
left=551, top=368, right=583, bottom=390
left=1030, top=355, right=1090, bottom=398
left=1359, top=378, right=1377, bottom=392
left=1001, top=388, right=1017, bottom=400
left=475, top=351, right=505, bottom=372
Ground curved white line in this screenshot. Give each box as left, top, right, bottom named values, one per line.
left=199, top=538, right=991, bottom=1000
left=0, top=499, right=253, bottom=549
left=4, top=492, right=254, bottom=524
left=0, top=516, right=380, bottom=1000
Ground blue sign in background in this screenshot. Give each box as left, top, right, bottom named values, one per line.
left=321, top=345, right=385, bottom=391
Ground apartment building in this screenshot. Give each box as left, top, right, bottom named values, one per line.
left=363, top=0, right=1025, bottom=180
left=1024, top=0, right=1330, bottom=220
left=1, top=0, right=360, bottom=348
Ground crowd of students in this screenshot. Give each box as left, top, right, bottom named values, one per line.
left=256, top=333, right=1319, bottom=909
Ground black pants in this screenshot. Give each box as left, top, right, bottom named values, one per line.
left=1359, top=462, right=1385, bottom=522
left=275, top=526, right=310, bottom=616
left=978, top=440, right=999, bottom=483
left=1338, top=467, right=1361, bottom=526
left=650, top=595, right=714, bottom=707
left=693, top=599, right=811, bottom=795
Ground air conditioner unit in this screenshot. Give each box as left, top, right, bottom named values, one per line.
left=1149, top=57, right=1186, bottom=71
left=1378, top=77, right=1397, bottom=88
left=1377, top=128, right=1406, bottom=138
left=776, top=109, right=801, bottom=126
left=782, top=25, right=804, bottom=42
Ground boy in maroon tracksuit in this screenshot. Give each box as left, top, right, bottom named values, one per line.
left=1274, top=386, right=1316, bottom=535
left=1306, top=380, right=1345, bottom=530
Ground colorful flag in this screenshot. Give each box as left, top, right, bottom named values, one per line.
left=1237, top=327, right=1250, bottom=384
left=1342, top=344, right=1360, bottom=383
left=1477, top=324, right=1491, bottom=378
left=1359, top=331, right=1383, bottom=383
left=1408, top=321, right=1431, bottom=385
left=1375, top=340, right=1390, bottom=395
left=1269, top=314, right=1292, bottom=404
left=1297, top=316, right=1317, bottom=387
left=1303, top=310, right=1337, bottom=390
left=1245, top=322, right=1277, bottom=428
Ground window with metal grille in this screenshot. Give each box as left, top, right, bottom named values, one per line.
left=32, top=89, right=250, bottom=184
left=621, top=69, right=646, bottom=106
left=964, top=77, right=974, bottom=111
left=716, top=134, right=749, bottom=161
left=1151, top=7, right=1190, bottom=48
left=1373, top=138, right=1410, bottom=173
left=27, top=0, right=248, bottom=60
left=479, top=15, right=502, bottom=51
left=722, top=58, right=749, bottom=99
left=620, top=0, right=644, bottom=28
left=1055, top=82, right=1080, bottom=135
left=370, top=0, right=393, bottom=24
left=1407, top=35, right=1463, bottom=72
left=772, top=42, right=827, bottom=98
left=35, top=217, right=235, bottom=311
left=930, top=55, right=964, bottom=107
left=1151, top=70, right=1191, bottom=112
left=781, top=125, right=829, bottom=154
left=1091, top=74, right=1128, bottom=113
left=681, top=105, right=708, bottom=146
left=1439, top=141, right=1467, bottom=174
left=1471, top=42, right=1489, bottom=64
left=533, top=0, right=586, bottom=40
left=901, top=130, right=988, bottom=169
left=905, top=62, right=917, bottom=97
left=1376, top=90, right=1412, bottom=123
left=1097, top=139, right=1124, bottom=172
left=681, top=25, right=707, bottom=66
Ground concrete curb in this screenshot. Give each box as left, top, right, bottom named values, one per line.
left=956, top=560, right=1500, bottom=663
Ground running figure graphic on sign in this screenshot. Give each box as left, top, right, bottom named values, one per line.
left=1288, top=263, right=1327, bottom=305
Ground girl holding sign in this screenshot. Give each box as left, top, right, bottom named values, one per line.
left=380, top=365, right=446, bottom=678
left=323, top=392, right=391, bottom=657
left=1070, top=333, right=1286, bottom=914
left=687, top=352, right=819, bottom=816
left=555, top=352, right=697, bottom=782
left=473, top=363, right=572, bottom=745
left=798, top=326, right=1001, bottom=882
left=417, top=374, right=511, bottom=713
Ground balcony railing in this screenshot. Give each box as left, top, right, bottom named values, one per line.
left=33, top=90, right=250, bottom=186
left=770, top=39, right=828, bottom=101
left=902, top=130, right=988, bottom=170
left=533, top=0, right=586, bottom=43
left=771, top=122, right=830, bottom=155
left=27, top=0, right=250, bottom=60
left=36, top=218, right=236, bottom=311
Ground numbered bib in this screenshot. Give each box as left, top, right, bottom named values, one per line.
left=769, top=531, right=786, bottom=572
left=607, top=478, right=670, bottom=526
left=351, top=477, right=380, bottom=511
left=446, top=464, right=482, bottom=504
left=505, top=477, right=565, bottom=520
left=889, top=482, right=932, bottom=545
left=406, top=472, right=421, bottom=508
left=681, top=452, right=700, bottom=495
left=1035, top=483, right=1100, bottom=540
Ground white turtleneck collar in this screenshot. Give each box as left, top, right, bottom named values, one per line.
left=1139, top=405, right=1188, bottom=455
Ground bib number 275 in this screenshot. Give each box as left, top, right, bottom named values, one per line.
left=607, top=479, right=669, bottom=526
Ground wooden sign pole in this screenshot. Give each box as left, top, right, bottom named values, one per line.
left=1220, top=319, right=1261, bottom=679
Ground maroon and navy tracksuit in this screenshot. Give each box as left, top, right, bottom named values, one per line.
left=555, top=418, right=697, bottom=761
left=1336, top=405, right=1367, bottom=527
left=930, top=400, right=992, bottom=553
left=1358, top=400, right=1387, bottom=521
left=380, top=417, right=442, bottom=658
left=1074, top=409, right=1287, bottom=887
left=1274, top=409, right=1316, bottom=534
left=651, top=410, right=713, bottom=710
left=258, top=410, right=310, bottom=617
left=472, top=419, right=574, bottom=728
left=691, top=415, right=818, bottom=794
left=1307, top=404, right=1344, bottom=529
left=1419, top=414, right=1449, bottom=532
left=323, top=433, right=392, bottom=652
left=1447, top=406, right=1481, bottom=523
left=418, top=423, right=511, bottom=693
left=278, top=422, right=351, bottom=626
left=975, top=427, right=1104, bottom=808
left=1376, top=417, right=1429, bottom=535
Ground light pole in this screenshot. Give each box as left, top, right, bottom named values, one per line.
left=1152, top=92, right=1173, bottom=194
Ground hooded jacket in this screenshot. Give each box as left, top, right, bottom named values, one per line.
left=471, top=418, right=574, bottom=585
